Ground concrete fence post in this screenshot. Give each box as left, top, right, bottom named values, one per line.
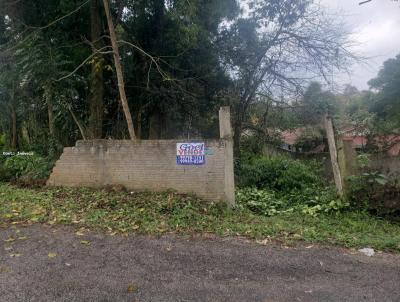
left=324, top=114, right=343, bottom=196
left=219, top=107, right=236, bottom=207
left=337, top=138, right=347, bottom=191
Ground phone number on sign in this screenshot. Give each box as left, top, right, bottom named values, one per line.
left=176, top=155, right=205, bottom=165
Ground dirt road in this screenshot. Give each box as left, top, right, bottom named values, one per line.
left=1, top=224, right=399, bottom=302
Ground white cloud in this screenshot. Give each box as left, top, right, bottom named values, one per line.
left=320, top=0, right=400, bottom=90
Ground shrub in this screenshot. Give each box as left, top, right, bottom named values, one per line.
left=345, top=153, right=400, bottom=213
left=236, top=154, right=348, bottom=216
left=236, top=188, right=290, bottom=216
left=236, top=187, right=349, bottom=217
left=4, top=154, right=51, bottom=181
left=237, top=154, right=323, bottom=192
left=0, top=134, right=6, bottom=150
left=347, top=173, right=400, bottom=214
left=0, top=162, right=12, bottom=181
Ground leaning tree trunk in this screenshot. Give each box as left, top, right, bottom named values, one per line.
left=69, top=108, right=87, bottom=141
left=324, top=113, right=344, bottom=197
left=88, top=0, right=104, bottom=139
left=102, top=0, right=136, bottom=140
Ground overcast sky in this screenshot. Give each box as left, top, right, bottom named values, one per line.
left=320, top=0, right=400, bottom=90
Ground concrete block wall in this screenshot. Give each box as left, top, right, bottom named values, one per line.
left=47, top=139, right=231, bottom=201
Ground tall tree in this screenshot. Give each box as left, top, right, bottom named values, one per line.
left=367, top=54, right=400, bottom=130
left=299, top=82, right=343, bottom=195
left=88, top=0, right=105, bottom=139
left=219, top=0, right=355, bottom=156
left=103, top=0, right=136, bottom=140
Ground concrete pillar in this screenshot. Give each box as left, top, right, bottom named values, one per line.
left=219, top=107, right=235, bottom=207
left=219, top=106, right=232, bottom=139
left=324, top=114, right=343, bottom=196
left=337, top=138, right=347, bottom=191
left=343, top=139, right=357, bottom=175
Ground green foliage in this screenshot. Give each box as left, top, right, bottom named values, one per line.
left=4, top=154, right=50, bottom=180
left=238, top=155, right=322, bottom=191
left=343, top=54, right=400, bottom=135
left=346, top=172, right=400, bottom=215
left=293, top=127, right=325, bottom=152
left=236, top=187, right=349, bottom=217
left=0, top=184, right=399, bottom=252
left=297, top=82, right=340, bottom=125
left=1, top=0, right=239, bottom=149
left=368, top=54, right=400, bottom=128
left=345, top=153, right=399, bottom=214
left=237, top=155, right=348, bottom=217
left=0, top=134, right=5, bottom=150
left=236, top=188, right=289, bottom=216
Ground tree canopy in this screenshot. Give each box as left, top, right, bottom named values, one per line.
left=0, top=0, right=357, bottom=158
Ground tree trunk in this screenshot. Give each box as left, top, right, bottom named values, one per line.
left=136, top=110, right=142, bottom=139
left=69, top=108, right=87, bottom=140
left=233, top=102, right=244, bottom=159
left=149, top=111, right=162, bottom=139
left=10, top=103, right=17, bottom=150
left=233, top=121, right=242, bottom=159
left=324, top=114, right=343, bottom=196
left=102, top=0, right=136, bottom=140
left=88, top=0, right=104, bottom=139
left=46, top=91, right=55, bottom=137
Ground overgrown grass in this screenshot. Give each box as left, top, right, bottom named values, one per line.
left=0, top=183, right=399, bottom=252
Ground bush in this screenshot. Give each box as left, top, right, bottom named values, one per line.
left=0, top=162, right=12, bottom=181
left=347, top=173, right=400, bottom=214
left=236, top=187, right=348, bottom=217
left=0, top=134, right=6, bottom=150
left=236, top=188, right=290, bottom=216
left=4, top=154, right=51, bottom=181
left=345, top=153, right=400, bottom=214
left=236, top=154, right=348, bottom=217
left=237, top=154, right=323, bottom=192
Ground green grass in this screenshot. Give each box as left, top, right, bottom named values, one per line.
left=0, top=183, right=399, bottom=252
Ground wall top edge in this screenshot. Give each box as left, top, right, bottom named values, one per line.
left=75, top=139, right=227, bottom=147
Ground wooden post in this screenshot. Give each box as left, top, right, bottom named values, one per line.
left=324, top=114, right=343, bottom=196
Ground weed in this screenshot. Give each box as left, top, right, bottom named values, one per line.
left=0, top=183, right=399, bottom=252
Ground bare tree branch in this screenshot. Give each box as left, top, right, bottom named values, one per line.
left=55, top=46, right=113, bottom=81
left=359, top=0, right=373, bottom=5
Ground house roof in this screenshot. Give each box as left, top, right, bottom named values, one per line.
left=280, top=128, right=305, bottom=145
left=340, top=134, right=400, bottom=156
left=280, top=126, right=400, bottom=156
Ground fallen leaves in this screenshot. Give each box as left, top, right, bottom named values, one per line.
left=0, top=266, right=11, bottom=273
left=80, top=240, right=91, bottom=245
left=4, top=237, right=15, bottom=243
left=127, top=284, right=137, bottom=293
left=10, top=253, right=21, bottom=258
left=48, top=252, right=57, bottom=258
left=256, top=237, right=271, bottom=245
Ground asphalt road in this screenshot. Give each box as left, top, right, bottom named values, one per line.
left=1, top=224, right=399, bottom=302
